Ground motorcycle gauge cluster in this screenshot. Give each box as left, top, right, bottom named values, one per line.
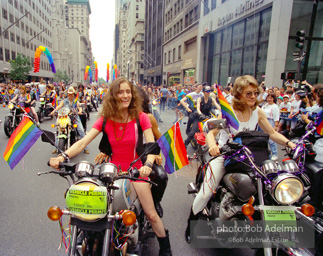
left=261, top=160, right=278, bottom=175
left=75, top=161, right=94, bottom=177
left=99, top=163, right=118, bottom=183
left=282, top=159, right=299, bottom=173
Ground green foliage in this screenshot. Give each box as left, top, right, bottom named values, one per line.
left=53, top=70, right=70, bottom=84
left=9, top=54, right=32, bottom=81
left=98, top=77, right=107, bottom=85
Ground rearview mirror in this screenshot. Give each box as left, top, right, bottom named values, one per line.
left=41, top=130, right=56, bottom=146
left=207, top=119, right=227, bottom=131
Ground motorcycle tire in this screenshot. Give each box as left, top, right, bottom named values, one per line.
left=57, top=138, right=66, bottom=152
left=4, top=116, right=14, bottom=138
left=38, top=111, right=44, bottom=123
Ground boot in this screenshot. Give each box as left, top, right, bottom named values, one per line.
left=185, top=208, right=199, bottom=244
left=157, top=229, right=172, bottom=256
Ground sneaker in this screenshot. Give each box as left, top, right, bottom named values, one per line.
left=52, top=149, right=57, bottom=154
left=84, top=149, right=90, bottom=154
left=271, top=155, right=278, bottom=161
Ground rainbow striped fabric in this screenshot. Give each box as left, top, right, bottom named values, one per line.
left=3, top=117, right=42, bottom=169
left=217, top=88, right=239, bottom=130
left=315, top=110, right=323, bottom=135
left=73, top=93, right=79, bottom=108
left=51, top=94, right=58, bottom=108
left=157, top=122, right=189, bottom=174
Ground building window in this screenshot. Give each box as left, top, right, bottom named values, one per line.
left=0, top=47, right=3, bottom=61
left=12, top=51, right=16, bottom=60
left=168, top=51, right=171, bottom=63
left=204, top=0, right=210, bottom=16
left=165, top=52, right=167, bottom=65
left=178, top=45, right=182, bottom=60
left=2, top=8, right=8, bottom=19
left=5, top=49, right=10, bottom=61
left=10, top=32, right=15, bottom=42
left=209, top=8, right=271, bottom=85
left=173, top=48, right=176, bottom=62
left=16, top=35, right=20, bottom=44
left=211, top=0, right=216, bottom=10
left=136, top=13, right=138, bottom=18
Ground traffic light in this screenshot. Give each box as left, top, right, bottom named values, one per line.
left=287, top=72, right=295, bottom=80
left=296, top=30, right=305, bottom=50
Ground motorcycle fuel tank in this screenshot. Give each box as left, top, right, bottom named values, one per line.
left=111, top=179, right=138, bottom=214
left=222, top=173, right=256, bottom=202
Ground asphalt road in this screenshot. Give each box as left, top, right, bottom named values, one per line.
left=0, top=103, right=287, bottom=256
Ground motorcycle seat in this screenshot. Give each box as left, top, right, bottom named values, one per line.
left=305, top=160, right=323, bottom=175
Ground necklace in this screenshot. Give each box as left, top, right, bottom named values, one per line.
left=113, top=115, right=129, bottom=141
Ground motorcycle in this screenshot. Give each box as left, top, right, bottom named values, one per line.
left=188, top=119, right=318, bottom=256
left=51, top=107, right=81, bottom=153
left=3, top=102, right=31, bottom=137
left=37, top=96, right=54, bottom=123
left=39, top=137, right=160, bottom=256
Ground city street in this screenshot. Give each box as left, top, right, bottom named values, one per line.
left=0, top=104, right=289, bottom=256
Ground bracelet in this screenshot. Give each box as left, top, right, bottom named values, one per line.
left=286, top=140, right=291, bottom=147
left=144, top=161, right=153, bottom=169
left=58, top=152, right=70, bottom=159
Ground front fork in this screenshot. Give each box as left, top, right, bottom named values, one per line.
left=257, top=177, right=273, bottom=256
left=68, top=225, right=78, bottom=256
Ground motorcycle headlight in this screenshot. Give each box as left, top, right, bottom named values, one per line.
left=8, top=103, right=14, bottom=109
left=58, top=117, right=69, bottom=128
left=40, top=97, right=45, bottom=102
left=271, top=173, right=304, bottom=205
left=87, top=96, right=91, bottom=101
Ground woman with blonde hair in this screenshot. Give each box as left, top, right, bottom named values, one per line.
left=49, top=77, right=172, bottom=255
left=185, top=75, right=296, bottom=243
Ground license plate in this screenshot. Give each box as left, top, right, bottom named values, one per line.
left=260, top=206, right=296, bottom=222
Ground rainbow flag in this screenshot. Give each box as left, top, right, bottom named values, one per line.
left=73, top=93, right=79, bottom=108
left=198, top=118, right=208, bottom=132
left=315, top=110, right=323, bottom=135
left=51, top=94, right=58, bottom=108
left=186, top=95, right=196, bottom=109
left=157, top=122, right=189, bottom=174
left=217, top=88, right=239, bottom=130
left=3, top=117, right=42, bottom=169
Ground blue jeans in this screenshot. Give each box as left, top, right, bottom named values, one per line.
left=259, top=118, right=277, bottom=157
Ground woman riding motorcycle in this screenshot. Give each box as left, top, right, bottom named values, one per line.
left=49, top=78, right=172, bottom=256
left=50, top=87, right=89, bottom=154
left=185, top=75, right=297, bottom=243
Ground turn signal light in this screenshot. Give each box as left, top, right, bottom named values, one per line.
left=122, top=210, right=137, bottom=226
left=242, top=203, right=255, bottom=216
left=47, top=206, right=63, bottom=221
left=2, top=104, right=5, bottom=107
left=301, top=204, right=315, bottom=217
left=73, top=124, right=78, bottom=128
left=248, top=196, right=255, bottom=205
left=51, top=124, right=55, bottom=128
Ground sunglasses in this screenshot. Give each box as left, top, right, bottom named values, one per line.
left=245, top=91, right=259, bottom=98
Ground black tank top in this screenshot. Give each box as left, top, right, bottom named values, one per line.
left=200, top=97, right=212, bottom=116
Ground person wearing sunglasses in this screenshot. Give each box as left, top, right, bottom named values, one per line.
left=185, top=75, right=296, bottom=243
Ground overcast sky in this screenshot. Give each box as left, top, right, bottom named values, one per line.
left=89, top=0, right=116, bottom=81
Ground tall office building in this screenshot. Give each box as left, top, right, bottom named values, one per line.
left=127, top=0, right=145, bottom=84
left=65, top=0, right=92, bottom=83
left=144, top=0, right=164, bottom=86
left=197, top=0, right=323, bottom=87
left=0, top=0, right=54, bottom=82
left=116, top=3, right=128, bottom=77
left=163, top=0, right=200, bottom=86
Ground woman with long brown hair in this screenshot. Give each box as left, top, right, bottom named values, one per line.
left=49, top=77, right=172, bottom=255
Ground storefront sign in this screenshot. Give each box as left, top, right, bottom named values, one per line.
left=218, top=0, right=264, bottom=27
left=184, top=76, right=195, bottom=86
left=185, top=58, right=192, bottom=65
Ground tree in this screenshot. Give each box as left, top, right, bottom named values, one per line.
left=98, top=77, right=108, bottom=85
left=53, top=70, right=70, bottom=84
left=9, top=54, right=32, bottom=82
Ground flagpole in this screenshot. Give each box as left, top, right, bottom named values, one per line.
left=173, top=122, right=177, bottom=178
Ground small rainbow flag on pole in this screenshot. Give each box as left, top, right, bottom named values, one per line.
left=51, top=94, right=58, bottom=108
left=217, top=88, right=239, bottom=130
left=157, top=122, right=189, bottom=174
left=73, top=93, right=79, bottom=108
left=3, top=117, right=43, bottom=169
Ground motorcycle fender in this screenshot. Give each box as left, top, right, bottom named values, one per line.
left=222, top=173, right=256, bottom=202
left=57, top=134, right=67, bottom=139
